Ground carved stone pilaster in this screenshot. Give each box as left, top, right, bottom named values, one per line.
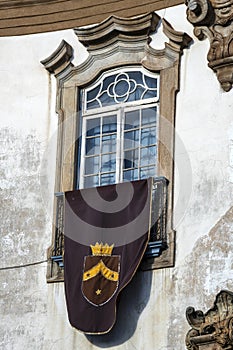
left=186, top=290, right=233, bottom=349
left=186, top=0, right=233, bottom=91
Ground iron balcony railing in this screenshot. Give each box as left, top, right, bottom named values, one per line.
left=51, top=176, right=168, bottom=267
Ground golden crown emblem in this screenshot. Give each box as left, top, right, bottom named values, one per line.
left=90, top=242, right=114, bottom=256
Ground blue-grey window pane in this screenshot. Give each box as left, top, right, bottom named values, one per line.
left=125, top=110, right=140, bottom=130
left=84, top=175, right=99, bottom=188
left=123, top=169, right=139, bottom=181
left=115, top=79, right=130, bottom=97
left=124, top=137, right=139, bottom=150
left=123, top=149, right=139, bottom=169
left=127, top=86, right=144, bottom=102
left=142, top=90, right=157, bottom=99
left=85, top=156, right=99, bottom=175
left=141, top=127, right=156, bottom=147
left=102, top=116, right=117, bottom=134
left=86, top=118, right=101, bottom=136
left=103, top=74, right=116, bottom=91
left=142, top=107, right=157, bottom=126
left=128, top=71, right=143, bottom=85
left=144, top=75, right=157, bottom=89
left=140, top=166, right=156, bottom=179
left=99, top=92, right=113, bottom=107
left=124, top=130, right=140, bottom=146
left=100, top=173, right=115, bottom=186
left=140, top=146, right=157, bottom=166
left=85, top=137, right=100, bottom=155
left=102, top=134, right=116, bottom=153
left=101, top=153, right=116, bottom=172
left=87, top=84, right=101, bottom=102
left=87, top=100, right=101, bottom=110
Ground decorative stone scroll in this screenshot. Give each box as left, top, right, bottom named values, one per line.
left=186, top=290, right=233, bottom=349
left=186, top=0, right=233, bottom=91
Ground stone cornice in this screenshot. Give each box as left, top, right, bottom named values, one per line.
left=0, top=0, right=59, bottom=9
left=74, top=12, right=161, bottom=52
left=40, top=40, right=73, bottom=77
left=0, top=0, right=183, bottom=36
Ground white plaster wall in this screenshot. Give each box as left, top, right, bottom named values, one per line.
left=0, top=4, right=233, bottom=350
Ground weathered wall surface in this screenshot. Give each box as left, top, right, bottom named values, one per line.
left=0, top=4, right=233, bottom=350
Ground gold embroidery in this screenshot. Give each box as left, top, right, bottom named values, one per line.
left=83, top=260, right=119, bottom=282
left=101, top=262, right=119, bottom=281
left=90, top=242, right=114, bottom=256
left=83, top=261, right=102, bottom=281
left=95, top=289, right=102, bottom=295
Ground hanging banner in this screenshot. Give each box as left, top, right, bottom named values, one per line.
left=64, top=178, right=152, bottom=334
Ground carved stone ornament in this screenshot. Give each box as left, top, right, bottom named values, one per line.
left=186, top=290, right=233, bottom=349
left=186, top=0, right=233, bottom=91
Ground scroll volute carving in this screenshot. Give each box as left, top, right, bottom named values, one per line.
left=186, top=0, right=233, bottom=91
left=185, top=290, right=233, bottom=349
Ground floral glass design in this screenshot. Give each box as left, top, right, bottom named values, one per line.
left=84, top=69, right=159, bottom=111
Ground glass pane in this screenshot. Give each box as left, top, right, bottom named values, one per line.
left=141, top=107, right=157, bottom=126
left=140, top=146, right=157, bottom=166
left=109, top=73, right=132, bottom=102
left=142, top=90, right=157, bottom=100
left=140, top=166, right=156, bottom=179
left=101, top=153, right=116, bottom=172
left=100, top=173, right=115, bottom=186
left=123, top=169, right=139, bottom=181
left=124, top=130, right=140, bottom=146
left=87, top=84, right=101, bottom=102
left=123, top=149, right=139, bottom=169
left=85, top=155, right=99, bottom=175
left=84, top=175, right=99, bottom=188
left=99, top=91, right=113, bottom=107
left=144, top=75, right=157, bottom=89
left=102, top=134, right=116, bottom=153
left=127, top=86, right=144, bottom=102
left=141, top=127, right=156, bottom=147
left=87, top=100, right=100, bottom=110
left=115, top=79, right=130, bottom=97
left=85, top=137, right=100, bottom=155
left=103, top=75, right=116, bottom=91
left=125, top=110, right=140, bottom=130
left=102, top=115, right=117, bottom=134
left=86, top=118, right=101, bottom=137
left=128, top=71, right=143, bottom=86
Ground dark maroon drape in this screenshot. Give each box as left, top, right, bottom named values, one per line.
left=64, top=178, right=152, bottom=334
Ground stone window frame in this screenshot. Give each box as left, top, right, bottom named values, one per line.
left=42, top=12, right=192, bottom=282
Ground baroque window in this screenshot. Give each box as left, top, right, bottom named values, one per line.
left=42, top=12, right=191, bottom=282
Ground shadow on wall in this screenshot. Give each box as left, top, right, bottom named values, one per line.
left=86, top=269, right=152, bottom=347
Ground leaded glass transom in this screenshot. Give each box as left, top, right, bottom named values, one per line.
left=83, top=67, right=159, bottom=111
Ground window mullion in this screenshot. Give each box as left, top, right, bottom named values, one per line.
left=116, top=108, right=123, bottom=183
left=79, top=117, right=87, bottom=189
left=99, top=117, right=103, bottom=186
left=138, top=107, right=142, bottom=179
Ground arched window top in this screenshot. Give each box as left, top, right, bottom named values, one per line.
left=83, top=67, right=159, bottom=112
